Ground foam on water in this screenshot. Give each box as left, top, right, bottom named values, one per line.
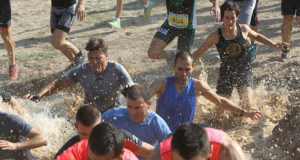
left=0, top=94, right=77, bottom=159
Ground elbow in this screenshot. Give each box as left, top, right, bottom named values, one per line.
left=41, top=137, right=48, bottom=147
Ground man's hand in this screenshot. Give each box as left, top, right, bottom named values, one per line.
left=7, top=97, right=19, bottom=107
left=76, top=4, right=86, bottom=21
left=0, top=140, right=19, bottom=151
left=275, top=42, right=290, bottom=50
left=244, top=111, right=263, bottom=120
left=23, top=94, right=40, bottom=102
left=210, top=5, right=221, bottom=21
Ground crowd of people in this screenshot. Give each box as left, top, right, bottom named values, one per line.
left=1, top=0, right=298, bottom=159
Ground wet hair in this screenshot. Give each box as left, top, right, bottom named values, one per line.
left=85, top=38, right=108, bottom=53
left=88, top=122, right=124, bottom=157
left=75, top=104, right=101, bottom=127
left=174, top=51, right=193, bottom=64
left=171, top=123, right=210, bottom=159
left=220, top=2, right=240, bottom=20
left=123, top=84, right=147, bottom=101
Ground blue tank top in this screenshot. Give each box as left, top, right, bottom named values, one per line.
left=156, top=76, right=196, bottom=131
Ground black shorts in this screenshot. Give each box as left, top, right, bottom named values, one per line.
left=154, top=24, right=195, bottom=51
left=0, top=0, right=12, bottom=29
left=216, top=62, right=253, bottom=96
left=50, top=3, right=76, bottom=33
left=250, top=0, right=259, bottom=26
left=281, top=0, right=300, bottom=16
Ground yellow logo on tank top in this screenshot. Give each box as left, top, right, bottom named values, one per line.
left=168, top=12, right=189, bottom=28
left=225, top=42, right=242, bottom=57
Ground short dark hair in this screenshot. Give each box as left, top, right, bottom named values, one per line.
left=171, top=123, right=210, bottom=159
left=123, top=84, right=147, bottom=101
left=85, top=38, right=108, bottom=53
left=75, top=104, right=101, bottom=127
left=88, top=122, right=124, bottom=157
left=174, top=51, right=193, bottom=64
left=221, top=2, right=240, bottom=20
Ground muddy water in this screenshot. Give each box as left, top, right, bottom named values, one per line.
left=0, top=94, right=78, bottom=159
left=0, top=80, right=290, bottom=159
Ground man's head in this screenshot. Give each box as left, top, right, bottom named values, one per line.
left=171, top=123, right=210, bottom=160
left=75, top=104, right=101, bottom=140
left=221, top=2, right=240, bottom=27
left=88, top=122, right=124, bottom=160
left=85, top=38, right=109, bottom=74
left=124, top=84, right=150, bottom=123
left=172, top=51, right=195, bottom=85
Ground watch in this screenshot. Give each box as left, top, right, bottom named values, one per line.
left=239, top=109, right=246, bottom=117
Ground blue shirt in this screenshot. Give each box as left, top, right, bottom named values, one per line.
left=156, top=76, right=196, bottom=131
left=103, top=107, right=171, bottom=154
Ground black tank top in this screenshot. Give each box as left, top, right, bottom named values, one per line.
left=52, top=0, right=76, bottom=8
left=216, top=24, right=248, bottom=64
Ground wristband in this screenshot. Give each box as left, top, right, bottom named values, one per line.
left=239, top=109, right=246, bottom=117
left=2, top=93, right=11, bottom=103
left=31, top=95, right=41, bottom=101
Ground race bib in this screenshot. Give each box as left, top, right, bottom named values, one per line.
left=168, top=12, right=189, bottom=28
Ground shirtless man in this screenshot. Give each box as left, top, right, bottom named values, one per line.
left=148, top=123, right=246, bottom=160
left=147, top=51, right=262, bottom=131
left=24, top=38, right=133, bottom=113
left=108, top=0, right=154, bottom=28
left=0, top=0, right=18, bottom=79
left=193, top=2, right=288, bottom=113
left=50, top=0, right=87, bottom=70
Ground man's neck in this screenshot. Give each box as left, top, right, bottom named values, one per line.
left=223, top=24, right=237, bottom=34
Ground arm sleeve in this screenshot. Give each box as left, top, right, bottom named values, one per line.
left=153, top=116, right=172, bottom=142
left=115, top=63, right=134, bottom=88
left=121, top=129, right=142, bottom=153
left=65, top=65, right=83, bottom=83
left=8, top=114, right=32, bottom=137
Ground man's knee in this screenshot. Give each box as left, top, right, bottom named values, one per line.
left=1, top=30, right=12, bottom=42
left=147, top=48, right=158, bottom=59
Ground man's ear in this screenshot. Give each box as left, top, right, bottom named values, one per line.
left=74, top=122, right=78, bottom=130
left=105, top=52, right=109, bottom=58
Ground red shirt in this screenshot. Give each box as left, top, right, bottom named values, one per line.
left=55, top=140, right=139, bottom=160
left=160, top=127, right=224, bottom=160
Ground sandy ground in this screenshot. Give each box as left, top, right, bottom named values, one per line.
left=0, top=0, right=299, bottom=159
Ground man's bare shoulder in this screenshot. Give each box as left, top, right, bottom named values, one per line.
left=151, top=78, right=167, bottom=90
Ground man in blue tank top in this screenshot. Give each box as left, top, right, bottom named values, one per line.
left=192, top=2, right=288, bottom=116
left=146, top=51, right=262, bottom=131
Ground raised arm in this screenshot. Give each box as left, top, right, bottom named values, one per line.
left=243, top=24, right=289, bottom=49
left=194, top=79, right=262, bottom=120
left=192, top=31, right=218, bottom=62
left=0, top=128, right=47, bottom=151
left=23, top=77, right=73, bottom=102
